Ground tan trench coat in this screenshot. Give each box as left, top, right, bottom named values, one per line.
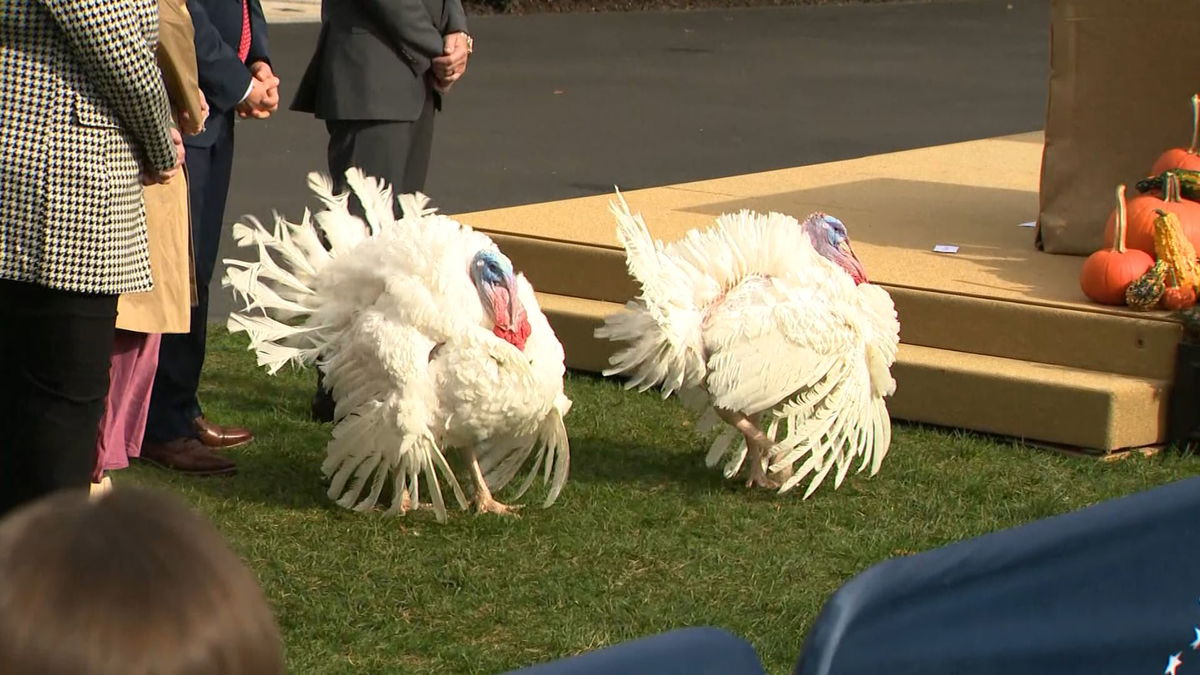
left=115, top=0, right=202, bottom=334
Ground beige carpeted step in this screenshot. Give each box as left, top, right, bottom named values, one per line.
left=463, top=131, right=1185, bottom=388
left=493, top=232, right=1181, bottom=382
left=538, top=293, right=1169, bottom=452
left=888, top=287, right=1181, bottom=381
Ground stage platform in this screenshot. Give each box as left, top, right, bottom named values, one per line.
left=455, top=131, right=1180, bottom=453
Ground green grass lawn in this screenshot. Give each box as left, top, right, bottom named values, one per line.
left=120, top=329, right=1200, bottom=674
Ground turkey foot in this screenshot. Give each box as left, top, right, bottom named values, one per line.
left=767, top=466, right=794, bottom=485
left=466, top=448, right=521, bottom=517
left=744, top=444, right=780, bottom=490
left=715, top=408, right=780, bottom=490
left=474, top=494, right=522, bottom=516
left=387, top=488, right=421, bottom=515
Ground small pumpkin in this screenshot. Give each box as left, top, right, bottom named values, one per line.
left=1082, top=185, right=1155, bottom=305
left=1105, top=173, right=1200, bottom=255
left=1126, top=260, right=1169, bottom=310
left=1151, top=94, right=1200, bottom=175
left=1161, top=267, right=1197, bottom=310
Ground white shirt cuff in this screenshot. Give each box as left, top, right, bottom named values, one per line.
left=238, top=81, right=253, bottom=105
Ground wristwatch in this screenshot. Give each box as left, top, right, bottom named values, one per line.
left=464, top=33, right=473, bottom=54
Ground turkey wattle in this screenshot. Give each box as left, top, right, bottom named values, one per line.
left=595, top=193, right=900, bottom=498
left=222, top=169, right=572, bottom=521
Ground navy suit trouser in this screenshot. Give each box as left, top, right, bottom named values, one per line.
left=145, top=114, right=235, bottom=443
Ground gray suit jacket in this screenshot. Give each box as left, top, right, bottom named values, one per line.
left=0, top=0, right=177, bottom=295
left=291, top=0, right=469, bottom=122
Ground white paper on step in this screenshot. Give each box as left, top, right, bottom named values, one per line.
left=932, top=244, right=959, bottom=254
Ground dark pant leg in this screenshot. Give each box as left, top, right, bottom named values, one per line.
left=313, top=103, right=436, bottom=421
left=325, top=107, right=434, bottom=200
left=0, top=280, right=118, bottom=517
left=146, top=118, right=236, bottom=442
left=401, top=93, right=437, bottom=195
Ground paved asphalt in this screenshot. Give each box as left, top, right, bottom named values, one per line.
left=213, top=0, right=1049, bottom=321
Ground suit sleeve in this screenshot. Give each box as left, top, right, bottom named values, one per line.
left=357, top=0, right=445, bottom=72
left=443, top=0, right=468, bottom=37
left=247, top=0, right=270, bottom=66
left=37, top=0, right=176, bottom=172
left=186, top=0, right=252, bottom=113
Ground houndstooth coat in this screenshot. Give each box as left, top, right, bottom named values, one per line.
left=0, top=0, right=178, bottom=295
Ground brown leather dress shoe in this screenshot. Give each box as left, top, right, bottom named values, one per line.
left=139, top=438, right=237, bottom=476
left=193, top=416, right=254, bottom=449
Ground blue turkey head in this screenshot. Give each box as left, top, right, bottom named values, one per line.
left=470, top=249, right=531, bottom=349
left=801, top=212, right=867, bottom=284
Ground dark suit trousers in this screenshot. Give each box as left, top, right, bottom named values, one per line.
left=312, top=95, right=436, bottom=415
left=145, top=113, right=236, bottom=443
left=325, top=93, right=436, bottom=198
left=0, top=280, right=117, bottom=516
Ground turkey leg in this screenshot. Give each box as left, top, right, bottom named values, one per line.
left=465, top=448, right=521, bottom=516
left=715, top=408, right=779, bottom=490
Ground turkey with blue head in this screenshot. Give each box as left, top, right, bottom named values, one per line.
left=222, top=169, right=571, bottom=521
left=596, top=192, right=899, bottom=497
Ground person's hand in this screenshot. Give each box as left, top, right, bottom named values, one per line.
left=250, top=61, right=280, bottom=112
left=432, top=32, right=470, bottom=91
left=237, top=61, right=280, bottom=119
left=142, top=127, right=184, bottom=185
left=178, top=88, right=208, bottom=135
left=236, top=78, right=276, bottom=119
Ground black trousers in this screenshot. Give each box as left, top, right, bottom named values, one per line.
left=324, top=92, right=437, bottom=199
left=145, top=113, right=236, bottom=442
left=313, top=95, right=437, bottom=418
left=0, top=280, right=117, bottom=517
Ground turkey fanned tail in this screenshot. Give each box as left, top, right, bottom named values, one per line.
left=594, top=191, right=706, bottom=398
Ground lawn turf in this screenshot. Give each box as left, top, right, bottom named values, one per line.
left=117, top=328, right=1200, bottom=674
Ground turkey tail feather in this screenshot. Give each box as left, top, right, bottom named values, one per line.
left=596, top=191, right=706, bottom=396
left=343, top=167, right=394, bottom=236
left=322, top=399, right=467, bottom=523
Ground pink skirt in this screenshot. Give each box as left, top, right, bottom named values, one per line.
left=93, top=330, right=161, bottom=481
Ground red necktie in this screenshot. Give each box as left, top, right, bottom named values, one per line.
left=237, top=0, right=251, bottom=62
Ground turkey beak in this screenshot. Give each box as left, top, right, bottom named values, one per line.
left=839, top=240, right=868, bottom=284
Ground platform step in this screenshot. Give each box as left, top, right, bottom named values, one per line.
left=888, top=286, right=1180, bottom=381
left=493, top=231, right=1182, bottom=382
left=537, top=293, right=1169, bottom=452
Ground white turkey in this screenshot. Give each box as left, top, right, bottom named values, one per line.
left=595, top=193, right=900, bottom=498
left=222, top=169, right=571, bottom=521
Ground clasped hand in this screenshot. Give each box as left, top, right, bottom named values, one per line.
left=432, top=32, right=470, bottom=93
left=237, top=61, right=280, bottom=119
left=141, top=126, right=185, bottom=186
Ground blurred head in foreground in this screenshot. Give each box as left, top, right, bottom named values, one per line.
left=0, top=487, right=284, bottom=675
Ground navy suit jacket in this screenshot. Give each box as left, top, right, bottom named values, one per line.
left=186, top=0, right=270, bottom=147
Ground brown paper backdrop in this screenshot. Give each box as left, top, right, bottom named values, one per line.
left=1037, top=0, right=1200, bottom=256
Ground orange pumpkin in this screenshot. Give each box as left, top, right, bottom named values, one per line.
left=1105, top=174, right=1200, bottom=255
left=1083, top=185, right=1156, bottom=305
left=1162, top=267, right=1198, bottom=310
left=1151, top=94, right=1200, bottom=175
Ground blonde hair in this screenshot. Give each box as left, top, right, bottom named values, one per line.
left=0, top=487, right=284, bottom=674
